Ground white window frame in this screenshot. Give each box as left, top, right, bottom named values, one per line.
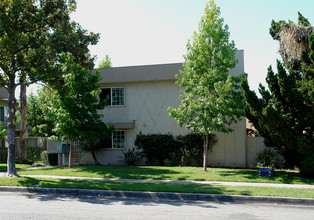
left=111, top=87, right=125, bottom=106
left=101, top=87, right=125, bottom=106
left=112, top=130, right=126, bottom=149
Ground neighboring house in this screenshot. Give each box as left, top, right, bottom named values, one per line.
left=81, top=50, right=264, bottom=168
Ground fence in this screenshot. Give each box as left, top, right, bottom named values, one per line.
left=0, top=137, right=47, bottom=163
left=0, top=137, right=82, bottom=165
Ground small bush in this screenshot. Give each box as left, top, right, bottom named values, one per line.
left=28, top=146, right=37, bottom=164
left=119, top=148, right=143, bottom=165
left=256, top=148, right=285, bottom=168
left=40, top=151, right=48, bottom=165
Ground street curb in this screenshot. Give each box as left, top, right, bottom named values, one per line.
left=1, top=186, right=313, bottom=205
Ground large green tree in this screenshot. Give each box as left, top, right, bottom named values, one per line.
left=27, top=87, right=57, bottom=138
left=168, top=0, right=244, bottom=171
left=51, top=60, right=111, bottom=168
left=0, top=0, right=99, bottom=177
left=241, top=13, right=313, bottom=176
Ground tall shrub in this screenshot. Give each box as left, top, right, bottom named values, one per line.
left=135, top=133, right=178, bottom=166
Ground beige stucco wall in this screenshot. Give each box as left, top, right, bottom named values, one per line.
left=83, top=50, right=249, bottom=167
left=247, top=137, right=267, bottom=168
left=0, top=87, right=8, bottom=100
left=0, top=100, right=7, bottom=107
left=207, top=117, right=247, bottom=168
left=83, top=80, right=189, bottom=165
left=83, top=79, right=248, bottom=167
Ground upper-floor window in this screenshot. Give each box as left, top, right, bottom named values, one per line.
left=100, top=87, right=125, bottom=106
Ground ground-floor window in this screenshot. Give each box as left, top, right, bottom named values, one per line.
left=112, top=130, right=126, bottom=149
left=102, top=130, right=126, bottom=149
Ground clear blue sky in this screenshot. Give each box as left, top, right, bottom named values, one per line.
left=70, top=0, right=314, bottom=93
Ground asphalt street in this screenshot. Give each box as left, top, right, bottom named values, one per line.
left=1, top=191, right=314, bottom=220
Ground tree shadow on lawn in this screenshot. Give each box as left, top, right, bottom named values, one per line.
left=18, top=165, right=201, bottom=181
left=70, top=165, right=185, bottom=180
left=15, top=177, right=247, bottom=208
left=217, top=169, right=314, bottom=185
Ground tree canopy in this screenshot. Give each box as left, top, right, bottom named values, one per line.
left=168, top=0, right=244, bottom=171
left=27, top=87, right=57, bottom=138
left=98, top=55, right=112, bottom=69
left=241, top=13, right=313, bottom=176
left=0, top=0, right=99, bottom=177
left=51, top=60, right=112, bottom=168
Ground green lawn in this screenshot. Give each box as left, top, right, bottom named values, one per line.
left=17, top=165, right=314, bottom=185
left=1, top=165, right=314, bottom=199
left=0, top=163, right=32, bottom=172
left=0, top=176, right=313, bottom=198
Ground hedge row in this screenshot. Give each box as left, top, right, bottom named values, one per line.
left=134, top=132, right=215, bottom=166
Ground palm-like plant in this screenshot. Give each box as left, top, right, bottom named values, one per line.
left=80, top=140, right=104, bottom=166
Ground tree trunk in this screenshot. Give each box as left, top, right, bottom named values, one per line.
left=68, top=139, right=72, bottom=168
left=202, top=132, right=209, bottom=171
left=7, top=82, right=19, bottom=177
left=19, top=82, right=27, bottom=163
left=91, top=150, right=101, bottom=166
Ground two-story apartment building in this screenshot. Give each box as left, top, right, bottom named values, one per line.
left=80, top=50, right=255, bottom=167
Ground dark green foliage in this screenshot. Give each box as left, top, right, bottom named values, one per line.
left=299, top=155, right=314, bottom=178
left=241, top=13, right=313, bottom=175
left=79, top=123, right=114, bottom=166
left=27, top=87, right=57, bottom=137
left=119, top=148, right=143, bottom=166
left=0, top=0, right=99, bottom=176
left=40, top=151, right=47, bottom=165
left=298, top=12, right=311, bottom=27
left=79, top=140, right=103, bottom=166
left=28, top=147, right=37, bottom=164
left=135, top=133, right=215, bottom=166
left=135, top=133, right=178, bottom=166
left=177, top=134, right=212, bottom=166
left=256, top=148, right=285, bottom=169
left=52, top=62, right=113, bottom=168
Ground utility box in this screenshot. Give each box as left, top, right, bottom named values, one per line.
left=47, top=142, right=70, bottom=166
left=47, top=153, right=58, bottom=166
left=55, top=144, right=70, bottom=154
